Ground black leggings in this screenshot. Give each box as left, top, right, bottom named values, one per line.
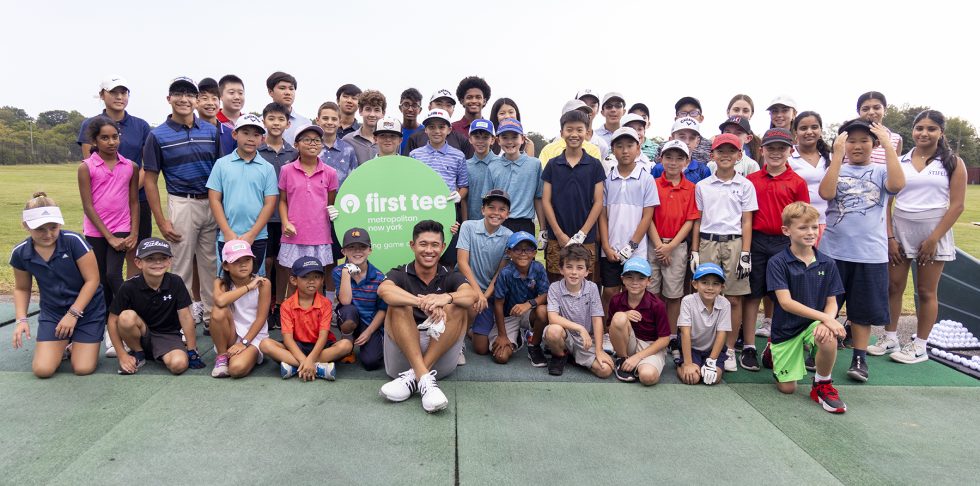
left=86, top=233, right=129, bottom=308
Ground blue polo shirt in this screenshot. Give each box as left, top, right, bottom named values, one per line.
left=9, top=231, right=105, bottom=316
left=206, top=150, right=279, bottom=242
left=456, top=219, right=513, bottom=290
left=489, top=153, right=544, bottom=220
left=320, top=139, right=359, bottom=187
left=540, top=151, right=606, bottom=243
left=651, top=159, right=712, bottom=184
left=331, top=262, right=389, bottom=326
left=410, top=143, right=468, bottom=191
left=400, top=125, right=417, bottom=154
left=465, top=153, right=498, bottom=220
left=766, top=247, right=845, bottom=345
left=143, top=116, right=220, bottom=195
left=216, top=122, right=237, bottom=158
left=494, top=260, right=549, bottom=313
left=78, top=110, right=152, bottom=201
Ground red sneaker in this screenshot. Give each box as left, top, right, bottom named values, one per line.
left=810, top=380, right=847, bottom=414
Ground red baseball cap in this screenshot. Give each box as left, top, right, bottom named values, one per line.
left=711, top=133, right=743, bottom=151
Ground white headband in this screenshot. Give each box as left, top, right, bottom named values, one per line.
left=23, top=206, right=64, bottom=229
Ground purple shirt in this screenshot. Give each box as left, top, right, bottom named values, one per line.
left=82, top=152, right=135, bottom=237
left=278, top=159, right=339, bottom=245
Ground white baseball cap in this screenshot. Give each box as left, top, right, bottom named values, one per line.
left=422, top=109, right=452, bottom=126
left=576, top=89, right=599, bottom=102
left=429, top=89, right=457, bottom=105
left=671, top=116, right=701, bottom=135
left=601, top=92, right=626, bottom=107
left=610, top=127, right=640, bottom=144
left=375, top=116, right=403, bottom=136
left=562, top=99, right=592, bottom=115
left=767, top=95, right=797, bottom=110
left=620, top=113, right=646, bottom=128
left=234, top=113, right=266, bottom=134
left=660, top=139, right=691, bottom=158
left=99, top=75, right=129, bottom=92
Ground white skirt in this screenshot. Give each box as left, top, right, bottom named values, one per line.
left=277, top=243, right=334, bottom=268
left=892, top=208, right=955, bottom=262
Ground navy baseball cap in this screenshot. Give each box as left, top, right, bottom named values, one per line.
left=291, top=256, right=324, bottom=277
left=838, top=119, right=879, bottom=142
left=693, top=263, right=726, bottom=282
left=621, top=257, right=652, bottom=277
left=496, top=118, right=524, bottom=135
left=469, top=119, right=496, bottom=136
left=507, top=231, right=537, bottom=249
left=136, top=237, right=173, bottom=259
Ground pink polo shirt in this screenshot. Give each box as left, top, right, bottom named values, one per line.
left=278, top=159, right=339, bottom=245
left=82, top=152, right=135, bottom=237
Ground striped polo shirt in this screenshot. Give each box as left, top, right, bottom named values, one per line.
left=331, top=263, right=389, bottom=326
left=546, top=279, right=603, bottom=334
left=410, top=142, right=468, bottom=191
left=143, top=116, right=220, bottom=195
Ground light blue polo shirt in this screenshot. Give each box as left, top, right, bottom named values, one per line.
left=466, top=153, right=498, bottom=220
left=456, top=219, right=513, bottom=290
left=206, top=150, right=279, bottom=242
left=488, top=153, right=543, bottom=220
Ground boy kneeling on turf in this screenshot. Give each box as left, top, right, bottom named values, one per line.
left=492, top=231, right=549, bottom=365
left=108, top=238, right=206, bottom=375
left=259, top=257, right=353, bottom=381
left=676, top=263, right=731, bottom=385
left=609, top=257, right=670, bottom=385
left=767, top=202, right=847, bottom=413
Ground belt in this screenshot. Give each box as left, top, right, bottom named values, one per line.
left=169, top=192, right=208, bottom=199
left=700, top=232, right=741, bottom=242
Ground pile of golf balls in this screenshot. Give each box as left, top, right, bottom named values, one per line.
left=927, top=320, right=980, bottom=350
left=930, top=349, right=980, bottom=370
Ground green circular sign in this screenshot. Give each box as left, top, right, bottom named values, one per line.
left=334, top=155, right=456, bottom=272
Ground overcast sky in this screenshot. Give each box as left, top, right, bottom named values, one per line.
left=3, top=0, right=976, bottom=142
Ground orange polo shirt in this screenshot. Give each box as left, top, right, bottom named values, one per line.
left=280, top=292, right=334, bottom=344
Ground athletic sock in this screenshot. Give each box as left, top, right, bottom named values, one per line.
left=743, top=344, right=756, bottom=351
left=885, top=331, right=898, bottom=341
left=814, top=372, right=832, bottom=382
left=913, top=337, right=928, bottom=351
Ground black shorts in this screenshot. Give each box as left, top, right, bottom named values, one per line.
left=297, top=337, right=337, bottom=356
left=330, top=225, right=344, bottom=264
left=142, top=330, right=185, bottom=361
left=138, top=200, right=152, bottom=241
left=835, top=260, right=889, bottom=326
left=599, top=257, right=625, bottom=287
left=749, top=232, right=790, bottom=298
left=266, top=222, right=282, bottom=259
left=503, top=218, right=535, bottom=235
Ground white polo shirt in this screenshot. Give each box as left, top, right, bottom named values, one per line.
left=603, top=164, right=659, bottom=258
left=895, top=150, right=951, bottom=213
left=695, top=173, right=757, bottom=235
left=788, top=148, right=829, bottom=224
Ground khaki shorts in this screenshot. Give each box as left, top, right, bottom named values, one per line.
left=545, top=240, right=598, bottom=280
left=627, top=327, right=667, bottom=373
left=699, top=239, right=749, bottom=296
left=648, top=239, right=688, bottom=299
left=489, top=311, right=531, bottom=351
left=544, top=324, right=596, bottom=368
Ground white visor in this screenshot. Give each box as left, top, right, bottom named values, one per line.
left=23, top=206, right=64, bottom=229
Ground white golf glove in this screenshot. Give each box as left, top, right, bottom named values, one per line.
left=617, top=245, right=634, bottom=261
left=327, top=205, right=339, bottom=222
left=343, top=263, right=361, bottom=276
left=539, top=230, right=549, bottom=247
left=566, top=231, right=586, bottom=246
left=736, top=251, right=751, bottom=279
left=689, top=251, right=700, bottom=273
left=447, top=191, right=462, bottom=204
left=701, top=357, right=718, bottom=385
left=417, top=316, right=446, bottom=340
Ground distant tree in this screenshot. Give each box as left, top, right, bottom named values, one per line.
left=0, top=106, right=32, bottom=125
left=526, top=131, right=550, bottom=153
left=37, top=110, right=72, bottom=128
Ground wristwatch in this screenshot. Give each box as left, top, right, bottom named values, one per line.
left=241, top=338, right=250, bottom=347
left=528, top=300, right=538, bottom=309
left=628, top=240, right=639, bottom=250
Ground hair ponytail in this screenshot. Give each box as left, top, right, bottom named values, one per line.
left=913, top=110, right=957, bottom=180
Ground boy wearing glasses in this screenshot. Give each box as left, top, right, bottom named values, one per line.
left=398, top=88, right=423, bottom=154
left=494, top=231, right=549, bottom=366
left=206, top=114, right=279, bottom=275
left=595, top=92, right=626, bottom=146
left=670, top=96, right=713, bottom=163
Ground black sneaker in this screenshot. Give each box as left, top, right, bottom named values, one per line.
left=528, top=344, right=547, bottom=368
left=847, top=355, right=869, bottom=382
left=614, top=357, right=636, bottom=382
left=841, top=323, right=853, bottom=349
left=740, top=347, right=760, bottom=371
left=268, top=303, right=281, bottom=330
left=548, top=353, right=568, bottom=376
left=668, top=337, right=680, bottom=362
left=203, top=321, right=211, bottom=336
left=735, top=335, right=744, bottom=351
left=804, top=348, right=816, bottom=372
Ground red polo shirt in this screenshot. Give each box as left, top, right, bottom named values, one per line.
left=746, top=166, right=810, bottom=235
left=653, top=174, right=700, bottom=239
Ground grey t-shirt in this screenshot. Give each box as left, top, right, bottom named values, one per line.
left=821, top=163, right=894, bottom=264
left=677, top=293, right=732, bottom=352
left=547, top=279, right=604, bottom=334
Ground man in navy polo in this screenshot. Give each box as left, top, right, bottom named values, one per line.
left=77, top=75, right=153, bottom=277
left=143, top=77, right=221, bottom=329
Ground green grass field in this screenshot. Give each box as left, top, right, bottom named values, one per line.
left=1, top=163, right=978, bottom=313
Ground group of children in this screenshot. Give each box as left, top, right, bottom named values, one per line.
left=8, top=76, right=968, bottom=415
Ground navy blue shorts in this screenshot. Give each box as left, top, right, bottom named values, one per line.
left=599, top=257, right=625, bottom=287
left=675, top=345, right=728, bottom=366
left=749, top=232, right=790, bottom=298
left=297, top=336, right=337, bottom=356
left=471, top=298, right=496, bottom=336
left=835, top=260, right=889, bottom=326
left=36, top=308, right=105, bottom=343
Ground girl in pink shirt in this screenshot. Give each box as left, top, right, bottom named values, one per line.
left=78, top=117, right=139, bottom=305
left=278, top=125, right=339, bottom=295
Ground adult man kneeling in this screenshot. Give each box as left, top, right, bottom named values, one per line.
left=379, top=220, right=475, bottom=413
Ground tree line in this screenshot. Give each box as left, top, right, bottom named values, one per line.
left=0, top=104, right=976, bottom=166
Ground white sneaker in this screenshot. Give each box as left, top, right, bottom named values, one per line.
left=457, top=346, right=467, bottom=366
left=602, top=334, right=615, bottom=355
left=418, top=370, right=448, bottom=413
left=868, top=335, right=900, bottom=356
left=890, top=342, right=928, bottom=364
left=380, top=369, right=417, bottom=402
left=755, top=318, right=771, bottom=338
left=105, top=343, right=117, bottom=358
left=192, top=301, right=205, bottom=325
left=724, top=348, right=738, bottom=372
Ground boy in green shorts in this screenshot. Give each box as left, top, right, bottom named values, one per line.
left=767, top=202, right=847, bottom=413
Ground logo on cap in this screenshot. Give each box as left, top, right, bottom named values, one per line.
left=351, top=230, right=361, bottom=237
left=143, top=240, right=168, bottom=248
left=231, top=242, right=247, bottom=251
left=303, top=260, right=320, bottom=267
